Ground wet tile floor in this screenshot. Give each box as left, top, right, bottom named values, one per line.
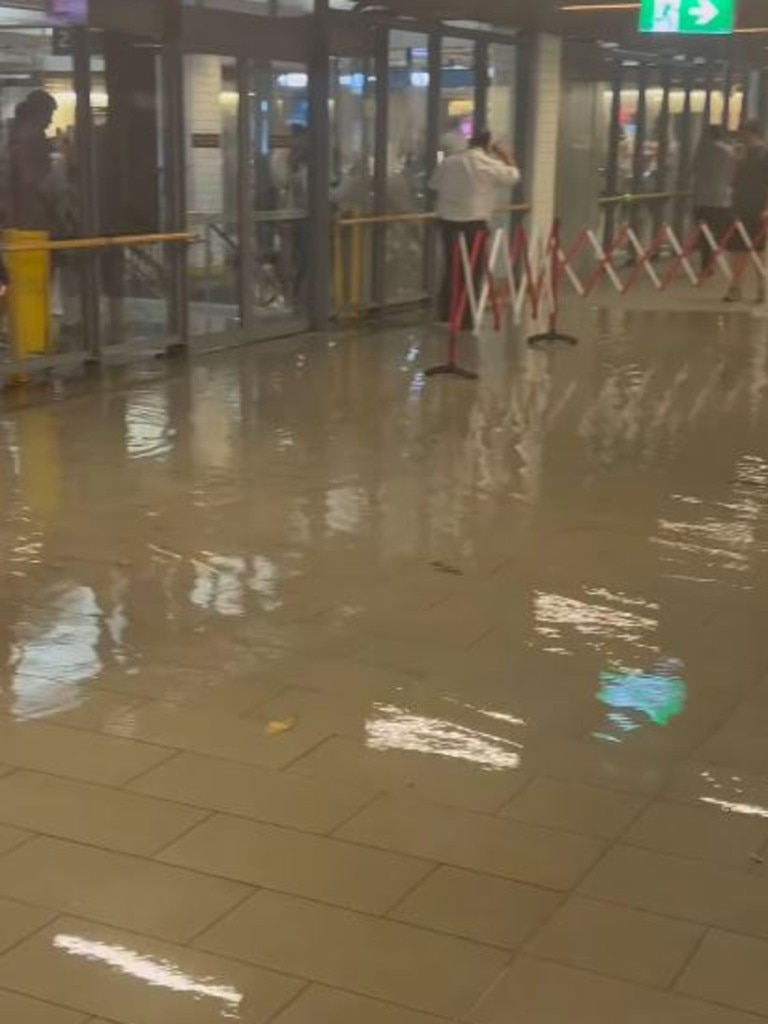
left=3, top=306, right=768, bottom=1021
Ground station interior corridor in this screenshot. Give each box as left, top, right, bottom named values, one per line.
left=1, top=306, right=768, bottom=1022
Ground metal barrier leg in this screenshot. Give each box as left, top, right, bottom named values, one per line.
left=425, top=231, right=479, bottom=381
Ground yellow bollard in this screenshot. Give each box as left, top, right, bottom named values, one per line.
left=350, top=218, right=362, bottom=322
left=333, top=220, right=345, bottom=315
left=4, top=229, right=51, bottom=359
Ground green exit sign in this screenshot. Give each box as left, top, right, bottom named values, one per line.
left=639, top=0, right=735, bottom=35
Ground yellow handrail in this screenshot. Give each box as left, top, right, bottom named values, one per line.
left=0, top=231, right=196, bottom=254
left=333, top=205, right=531, bottom=319
left=338, top=203, right=530, bottom=228
left=598, top=191, right=689, bottom=208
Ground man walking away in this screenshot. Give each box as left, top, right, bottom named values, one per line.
left=726, top=120, right=768, bottom=304
left=430, top=129, right=520, bottom=325
left=692, top=124, right=734, bottom=276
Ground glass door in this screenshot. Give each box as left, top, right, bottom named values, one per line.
left=184, top=54, right=241, bottom=339
left=249, top=59, right=309, bottom=335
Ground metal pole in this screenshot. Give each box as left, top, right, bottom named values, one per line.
left=604, top=62, right=623, bottom=248
left=424, top=31, right=440, bottom=298
left=654, top=65, right=671, bottom=234
left=371, top=26, right=389, bottom=310
left=72, top=25, right=100, bottom=363
left=674, top=69, right=693, bottom=238
left=161, top=0, right=189, bottom=354
left=308, top=0, right=331, bottom=329
left=237, top=57, right=255, bottom=335
left=475, top=40, right=488, bottom=132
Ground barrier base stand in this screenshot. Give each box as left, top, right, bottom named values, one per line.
left=528, top=329, right=579, bottom=350
left=425, top=362, right=478, bottom=380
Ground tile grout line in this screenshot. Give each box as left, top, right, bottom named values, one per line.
left=665, top=923, right=712, bottom=992
left=116, top=746, right=183, bottom=791
left=380, top=861, right=442, bottom=919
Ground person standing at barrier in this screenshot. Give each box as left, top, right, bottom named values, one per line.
left=726, top=120, right=768, bottom=304
left=8, top=90, right=58, bottom=232
left=692, top=125, right=735, bottom=277
left=430, top=129, right=521, bottom=326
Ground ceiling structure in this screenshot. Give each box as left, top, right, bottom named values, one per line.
left=358, top=0, right=768, bottom=62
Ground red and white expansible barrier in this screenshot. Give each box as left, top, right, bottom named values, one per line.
left=449, top=217, right=768, bottom=338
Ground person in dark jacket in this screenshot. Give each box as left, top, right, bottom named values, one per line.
left=9, top=90, right=58, bottom=232
left=726, top=120, right=768, bottom=303
left=692, top=125, right=735, bottom=275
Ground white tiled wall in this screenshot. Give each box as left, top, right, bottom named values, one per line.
left=528, top=34, right=563, bottom=234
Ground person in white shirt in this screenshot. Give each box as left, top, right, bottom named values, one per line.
left=429, top=129, right=521, bottom=323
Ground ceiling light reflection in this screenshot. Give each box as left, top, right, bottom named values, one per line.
left=54, top=934, right=243, bottom=1011
left=700, top=796, right=768, bottom=819
left=366, top=704, right=521, bottom=771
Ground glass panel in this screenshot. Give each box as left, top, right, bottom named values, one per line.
left=0, top=22, right=82, bottom=367
left=250, top=59, right=309, bottom=326
left=487, top=44, right=515, bottom=152
left=92, top=32, right=172, bottom=348
left=487, top=43, right=516, bottom=232
left=439, top=37, right=476, bottom=157
left=184, top=54, right=240, bottom=338
left=386, top=30, right=429, bottom=303
left=330, top=55, right=376, bottom=315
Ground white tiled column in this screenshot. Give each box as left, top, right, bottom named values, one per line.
left=185, top=55, right=225, bottom=270
left=526, top=34, right=563, bottom=234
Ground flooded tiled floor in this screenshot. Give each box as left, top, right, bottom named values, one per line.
left=2, top=305, right=768, bottom=1020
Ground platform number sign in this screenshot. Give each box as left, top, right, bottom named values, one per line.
left=639, top=0, right=735, bottom=35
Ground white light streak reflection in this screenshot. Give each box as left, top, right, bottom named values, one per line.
left=54, top=934, right=243, bottom=1012
left=700, top=797, right=768, bottom=819
left=366, top=704, right=521, bottom=771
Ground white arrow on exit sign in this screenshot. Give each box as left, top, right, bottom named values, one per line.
left=690, top=0, right=718, bottom=26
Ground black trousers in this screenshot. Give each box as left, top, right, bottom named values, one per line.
left=694, top=205, right=731, bottom=271
left=439, top=219, right=487, bottom=325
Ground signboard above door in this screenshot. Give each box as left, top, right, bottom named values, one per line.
left=639, top=0, right=735, bottom=34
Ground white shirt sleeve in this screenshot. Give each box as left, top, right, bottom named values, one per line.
left=489, top=163, right=521, bottom=188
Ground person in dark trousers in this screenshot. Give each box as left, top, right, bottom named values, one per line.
left=9, top=89, right=57, bottom=231
left=726, top=120, right=768, bottom=303
left=692, top=124, right=735, bottom=275
left=429, top=129, right=520, bottom=326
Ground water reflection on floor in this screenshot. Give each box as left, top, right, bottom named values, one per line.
left=3, top=307, right=768, bottom=1020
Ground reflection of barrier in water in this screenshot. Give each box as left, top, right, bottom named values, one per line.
left=596, top=657, right=686, bottom=738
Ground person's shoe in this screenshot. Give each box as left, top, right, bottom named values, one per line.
left=724, top=285, right=743, bottom=303
left=757, top=283, right=767, bottom=304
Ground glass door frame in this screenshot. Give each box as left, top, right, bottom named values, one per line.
left=179, top=5, right=315, bottom=345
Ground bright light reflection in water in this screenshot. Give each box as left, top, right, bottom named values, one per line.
left=54, top=935, right=243, bottom=1012
left=366, top=704, right=521, bottom=771
left=11, top=585, right=103, bottom=719
left=534, top=589, right=658, bottom=655
left=700, top=796, right=768, bottom=819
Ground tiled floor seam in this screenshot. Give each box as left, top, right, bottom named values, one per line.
left=618, top=837, right=768, bottom=873
left=279, top=730, right=341, bottom=771
left=449, top=955, right=518, bottom=1024
left=0, top=904, right=59, bottom=957
left=184, top=884, right=266, bottom=945
left=381, top=862, right=442, bottom=919
left=0, top=982, right=93, bottom=1023
left=261, top=979, right=313, bottom=1024
left=115, top=747, right=184, bottom=790
left=664, top=923, right=713, bottom=991
left=326, top=790, right=387, bottom=837
left=146, top=807, right=217, bottom=858
left=515, top=951, right=768, bottom=1016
